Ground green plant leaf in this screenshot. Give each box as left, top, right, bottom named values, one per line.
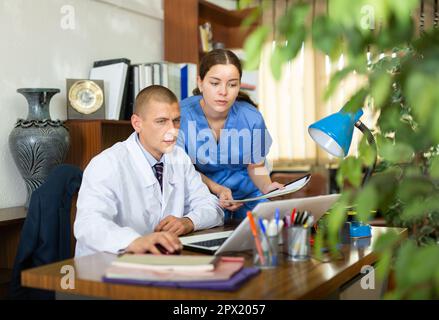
left=394, top=240, right=417, bottom=290
left=432, top=104, right=439, bottom=144
left=327, top=191, right=351, bottom=236
left=285, top=31, right=305, bottom=61
left=388, top=0, right=418, bottom=25
left=336, top=157, right=363, bottom=188
left=378, top=140, right=414, bottom=163
left=411, top=245, right=439, bottom=281
left=358, top=135, right=377, bottom=167
left=397, top=177, right=435, bottom=203
left=373, top=230, right=400, bottom=253
left=370, top=71, right=392, bottom=109
left=278, top=3, right=310, bottom=35
left=401, top=197, right=439, bottom=222
left=325, top=191, right=351, bottom=253
left=270, top=44, right=284, bottom=81
left=313, top=229, right=324, bottom=260
left=328, top=0, right=363, bottom=28
left=429, top=156, right=439, bottom=179
left=376, top=249, right=392, bottom=281
left=241, top=7, right=261, bottom=29
left=324, top=66, right=356, bottom=101
left=356, top=184, right=377, bottom=222
left=343, top=88, right=368, bottom=114
left=243, top=26, right=270, bottom=70
left=405, top=72, right=437, bottom=125
left=311, top=15, right=343, bottom=59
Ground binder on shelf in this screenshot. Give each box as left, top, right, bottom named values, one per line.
left=90, top=58, right=130, bottom=120
left=125, top=61, right=198, bottom=111
left=152, top=63, right=161, bottom=85
left=178, top=63, right=197, bottom=100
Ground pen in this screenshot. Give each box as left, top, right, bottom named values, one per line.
left=247, top=211, right=266, bottom=265
left=284, top=216, right=290, bottom=228
left=303, top=215, right=314, bottom=229
left=295, top=211, right=302, bottom=225
left=258, top=217, right=267, bottom=235
left=275, top=208, right=280, bottom=233
left=300, top=211, right=308, bottom=225
left=267, top=219, right=277, bottom=237
left=291, top=208, right=296, bottom=226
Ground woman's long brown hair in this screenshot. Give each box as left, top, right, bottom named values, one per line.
left=192, top=49, right=258, bottom=108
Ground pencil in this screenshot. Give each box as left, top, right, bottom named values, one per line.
left=247, top=211, right=266, bottom=265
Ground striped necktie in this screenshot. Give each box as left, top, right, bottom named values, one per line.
left=153, top=162, right=164, bottom=191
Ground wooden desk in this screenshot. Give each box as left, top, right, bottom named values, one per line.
left=21, top=226, right=407, bottom=300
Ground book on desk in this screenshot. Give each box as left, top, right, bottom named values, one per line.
left=103, top=255, right=260, bottom=291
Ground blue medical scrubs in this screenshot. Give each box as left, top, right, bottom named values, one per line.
left=178, top=95, right=273, bottom=220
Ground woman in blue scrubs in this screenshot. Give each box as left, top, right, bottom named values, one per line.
left=178, top=49, right=283, bottom=220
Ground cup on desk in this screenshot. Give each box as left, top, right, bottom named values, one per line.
left=286, top=226, right=311, bottom=261
left=253, top=230, right=279, bottom=269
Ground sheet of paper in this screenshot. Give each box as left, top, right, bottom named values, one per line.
left=223, top=174, right=311, bottom=203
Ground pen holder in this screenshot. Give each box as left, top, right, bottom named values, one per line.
left=286, top=226, right=311, bottom=261
left=253, top=231, right=279, bottom=269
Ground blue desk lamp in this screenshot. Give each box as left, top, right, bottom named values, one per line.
left=308, top=107, right=377, bottom=238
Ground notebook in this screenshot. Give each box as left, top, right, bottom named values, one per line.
left=105, top=256, right=244, bottom=282
left=103, top=266, right=260, bottom=291
left=112, top=254, right=218, bottom=272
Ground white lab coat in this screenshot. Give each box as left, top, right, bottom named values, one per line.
left=74, top=132, right=224, bottom=257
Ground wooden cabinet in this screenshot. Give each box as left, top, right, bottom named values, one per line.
left=164, top=0, right=258, bottom=64
left=0, top=207, right=26, bottom=298
left=64, top=120, right=133, bottom=170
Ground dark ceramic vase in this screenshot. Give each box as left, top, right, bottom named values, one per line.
left=9, top=88, right=70, bottom=207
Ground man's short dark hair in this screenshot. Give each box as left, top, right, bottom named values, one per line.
left=134, top=85, right=178, bottom=116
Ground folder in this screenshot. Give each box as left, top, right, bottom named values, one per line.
left=90, top=59, right=130, bottom=120
left=103, top=266, right=260, bottom=291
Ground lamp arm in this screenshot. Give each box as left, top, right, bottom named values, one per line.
left=355, top=120, right=377, bottom=186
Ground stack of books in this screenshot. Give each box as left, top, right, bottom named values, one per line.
left=103, top=254, right=260, bottom=291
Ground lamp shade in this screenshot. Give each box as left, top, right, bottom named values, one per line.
left=308, top=108, right=363, bottom=157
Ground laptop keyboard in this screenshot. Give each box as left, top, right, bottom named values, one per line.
left=191, top=237, right=228, bottom=248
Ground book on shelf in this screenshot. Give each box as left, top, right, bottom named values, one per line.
left=199, top=22, right=213, bottom=53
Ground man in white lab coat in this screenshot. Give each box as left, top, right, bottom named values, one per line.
left=74, top=85, right=224, bottom=257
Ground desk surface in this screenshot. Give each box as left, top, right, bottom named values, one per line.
left=0, top=207, right=26, bottom=226
left=22, top=226, right=407, bottom=300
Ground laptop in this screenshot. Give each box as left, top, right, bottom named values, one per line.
left=179, top=193, right=340, bottom=255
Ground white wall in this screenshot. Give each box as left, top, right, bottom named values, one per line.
left=0, top=0, right=163, bottom=208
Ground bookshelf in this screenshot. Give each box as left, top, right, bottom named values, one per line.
left=164, top=0, right=259, bottom=64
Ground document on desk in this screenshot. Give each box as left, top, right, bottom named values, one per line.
left=224, top=173, right=311, bottom=203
